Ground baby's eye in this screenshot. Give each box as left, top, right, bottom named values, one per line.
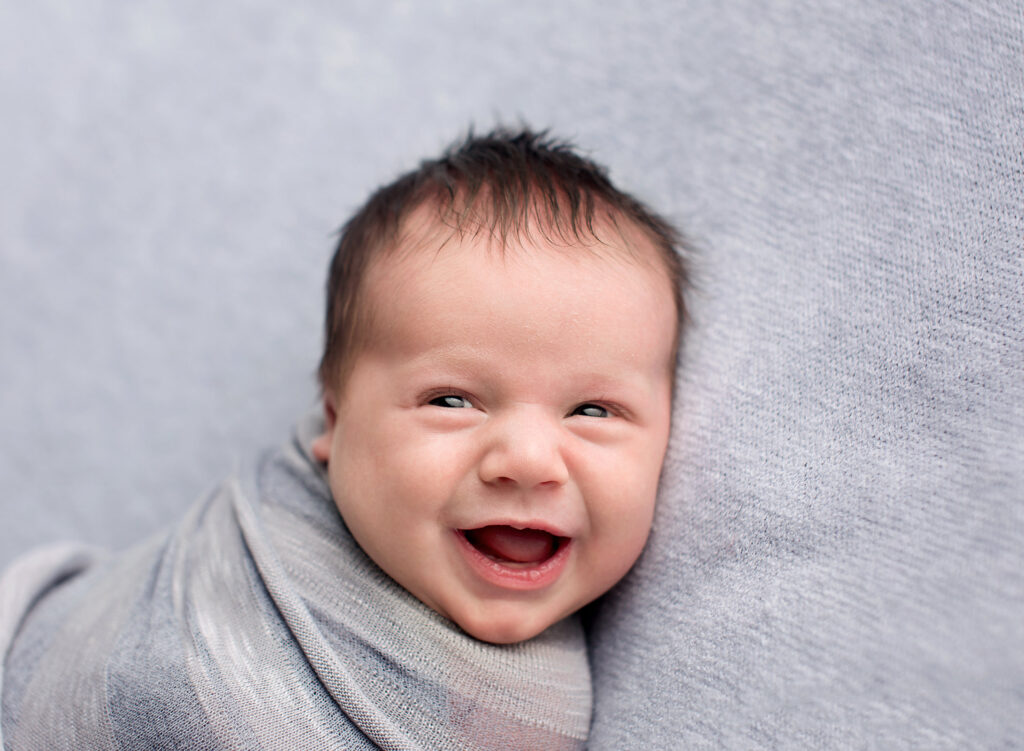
left=429, top=395, right=474, bottom=409
left=572, top=403, right=610, bottom=418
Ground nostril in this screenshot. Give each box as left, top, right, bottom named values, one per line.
left=485, top=476, right=564, bottom=491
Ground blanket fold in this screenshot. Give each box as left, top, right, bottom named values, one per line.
left=1, top=413, right=591, bottom=750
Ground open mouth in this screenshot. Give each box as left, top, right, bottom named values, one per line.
left=460, top=525, right=567, bottom=566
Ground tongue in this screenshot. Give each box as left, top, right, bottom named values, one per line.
left=467, top=526, right=557, bottom=563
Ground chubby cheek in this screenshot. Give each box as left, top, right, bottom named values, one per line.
left=325, top=429, right=399, bottom=545
left=580, top=504, right=655, bottom=598
left=574, top=453, right=660, bottom=596
left=333, top=427, right=463, bottom=533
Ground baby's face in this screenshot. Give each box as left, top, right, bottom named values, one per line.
left=312, top=224, right=677, bottom=644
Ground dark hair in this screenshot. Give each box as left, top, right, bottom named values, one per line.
left=318, top=126, right=689, bottom=390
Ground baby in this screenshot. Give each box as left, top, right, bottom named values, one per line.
left=310, top=127, right=685, bottom=646
left=1, top=128, right=686, bottom=749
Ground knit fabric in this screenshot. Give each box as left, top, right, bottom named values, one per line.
left=585, top=2, right=1024, bottom=748
left=0, top=412, right=591, bottom=749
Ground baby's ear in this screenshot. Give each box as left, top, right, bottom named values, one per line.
left=310, top=394, right=338, bottom=464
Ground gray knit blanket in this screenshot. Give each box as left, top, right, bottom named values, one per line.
left=0, top=413, right=591, bottom=749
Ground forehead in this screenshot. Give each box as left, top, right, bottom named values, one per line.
left=358, top=209, right=679, bottom=372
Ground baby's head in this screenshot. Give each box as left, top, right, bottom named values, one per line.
left=311, top=128, right=687, bottom=643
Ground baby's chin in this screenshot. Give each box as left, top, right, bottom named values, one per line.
left=460, top=619, right=556, bottom=645
left=441, top=598, right=583, bottom=645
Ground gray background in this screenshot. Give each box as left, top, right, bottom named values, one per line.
left=3, top=0, right=1022, bottom=747
left=0, top=0, right=705, bottom=558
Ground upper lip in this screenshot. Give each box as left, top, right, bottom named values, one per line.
left=457, top=519, right=573, bottom=539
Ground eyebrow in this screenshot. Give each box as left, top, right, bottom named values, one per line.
left=397, top=348, right=664, bottom=396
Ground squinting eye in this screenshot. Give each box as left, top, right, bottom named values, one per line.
left=573, top=403, right=610, bottom=418
left=429, top=395, right=473, bottom=409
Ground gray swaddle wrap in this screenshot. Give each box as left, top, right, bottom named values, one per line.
left=0, top=412, right=591, bottom=749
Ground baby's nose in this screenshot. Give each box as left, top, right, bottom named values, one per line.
left=477, top=408, right=569, bottom=489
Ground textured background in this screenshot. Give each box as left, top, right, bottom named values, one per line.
left=2, top=0, right=1022, bottom=747
left=0, top=0, right=704, bottom=557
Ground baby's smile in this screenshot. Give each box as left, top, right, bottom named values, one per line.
left=462, top=525, right=564, bottom=565
left=456, top=527, right=573, bottom=589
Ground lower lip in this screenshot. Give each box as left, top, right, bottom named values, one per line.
left=453, top=530, right=572, bottom=591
